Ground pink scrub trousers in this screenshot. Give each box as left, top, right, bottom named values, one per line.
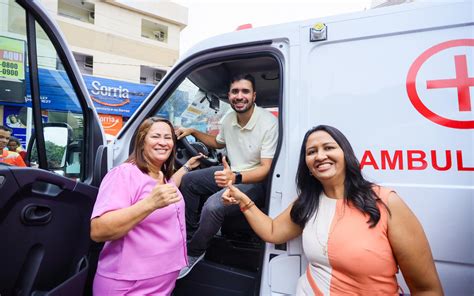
left=93, top=270, right=180, bottom=295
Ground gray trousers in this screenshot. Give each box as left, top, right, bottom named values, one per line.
left=180, top=166, right=265, bottom=257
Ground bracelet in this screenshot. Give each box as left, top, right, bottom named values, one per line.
left=183, top=164, right=191, bottom=172
left=240, top=200, right=255, bottom=212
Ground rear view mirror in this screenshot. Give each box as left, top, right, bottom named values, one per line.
left=198, top=93, right=220, bottom=113
left=209, top=94, right=220, bottom=112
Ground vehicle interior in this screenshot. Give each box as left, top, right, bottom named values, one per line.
left=155, top=54, right=282, bottom=295
left=187, top=56, right=280, bottom=107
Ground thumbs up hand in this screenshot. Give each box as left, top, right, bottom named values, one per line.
left=148, top=171, right=180, bottom=209
left=214, top=156, right=234, bottom=188
left=221, top=155, right=231, bottom=170
left=222, top=180, right=237, bottom=206
left=222, top=182, right=248, bottom=206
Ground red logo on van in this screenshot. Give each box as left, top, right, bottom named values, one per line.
left=406, top=39, right=473, bottom=129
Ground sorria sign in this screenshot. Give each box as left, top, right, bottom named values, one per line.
left=406, top=39, right=474, bottom=129
left=90, top=80, right=130, bottom=107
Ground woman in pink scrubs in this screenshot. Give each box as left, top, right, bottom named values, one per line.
left=90, top=117, right=202, bottom=295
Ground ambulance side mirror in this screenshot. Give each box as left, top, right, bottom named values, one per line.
left=27, top=123, right=73, bottom=172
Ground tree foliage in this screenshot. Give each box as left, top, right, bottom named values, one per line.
left=30, top=140, right=65, bottom=168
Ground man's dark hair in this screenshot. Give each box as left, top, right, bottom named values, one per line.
left=229, top=73, right=256, bottom=92
left=0, top=125, right=13, bottom=133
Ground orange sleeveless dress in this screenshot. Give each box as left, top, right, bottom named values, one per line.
left=296, top=187, right=399, bottom=295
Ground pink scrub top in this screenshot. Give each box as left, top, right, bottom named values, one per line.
left=91, top=162, right=187, bottom=280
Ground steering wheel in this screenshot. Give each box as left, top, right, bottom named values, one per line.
left=178, top=136, right=220, bottom=167
left=178, top=137, right=219, bottom=167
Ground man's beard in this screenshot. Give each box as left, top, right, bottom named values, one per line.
left=231, top=101, right=253, bottom=113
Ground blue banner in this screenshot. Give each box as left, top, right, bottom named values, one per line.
left=18, top=68, right=156, bottom=117
left=84, top=74, right=154, bottom=116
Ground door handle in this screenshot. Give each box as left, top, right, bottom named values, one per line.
left=21, top=205, right=52, bottom=225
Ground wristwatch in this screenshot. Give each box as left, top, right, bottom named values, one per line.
left=233, top=171, right=242, bottom=184
left=183, top=164, right=191, bottom=172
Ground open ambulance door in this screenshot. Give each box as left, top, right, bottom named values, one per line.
left=0, top=0, right=105, bottom=295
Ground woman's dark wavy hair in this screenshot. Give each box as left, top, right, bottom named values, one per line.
left=290, top=125, right=387, bottom=228
left=126, top=117, right=176, bottom=180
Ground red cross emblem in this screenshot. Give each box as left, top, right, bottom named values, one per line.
left=407, top=39, right=473, bottom=129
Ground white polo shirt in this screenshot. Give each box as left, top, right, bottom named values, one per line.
left=216, top=105, right=278, bottom=172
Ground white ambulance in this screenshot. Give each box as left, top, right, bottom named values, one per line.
left=0, top=0, right=472, bottom=295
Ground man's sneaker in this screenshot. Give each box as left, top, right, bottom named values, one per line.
left=177, top=253, right=205, bottom=279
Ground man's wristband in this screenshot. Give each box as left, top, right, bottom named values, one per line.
left=233, top=171, right=242, bottom=184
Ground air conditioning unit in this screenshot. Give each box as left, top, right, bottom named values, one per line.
left=84, top=56, right=93, bottom=69
left=154, top=71, right=164, bottom=82
left=153, top=30, right=166, bottom=42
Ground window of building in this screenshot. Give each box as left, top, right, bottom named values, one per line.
left=140, top=66, right=166, bottom=85
left=141, top=19, right=168, bottom=43
left=58, top=0, right=95, bottom=24
left=73, top=52, right=93, bottom=75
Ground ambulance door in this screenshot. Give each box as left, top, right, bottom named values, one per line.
left=0, top=0, right=104, bottom=295
left=297, top=2, right=473, bottom=294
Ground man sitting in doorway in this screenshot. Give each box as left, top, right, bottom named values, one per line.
left=0, top=125, right=26, bottom=167
left=175, top=73, right=278, bottom=278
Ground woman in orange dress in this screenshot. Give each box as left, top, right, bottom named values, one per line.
left=223, top=125, right=443, bottom=295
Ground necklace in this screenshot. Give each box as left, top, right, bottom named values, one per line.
left=315, top=195, right=344, bottom=257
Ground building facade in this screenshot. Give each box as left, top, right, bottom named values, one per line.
left=0, top=0, right=188, bottom=145
left=45, top=0, right=188, bottom=84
